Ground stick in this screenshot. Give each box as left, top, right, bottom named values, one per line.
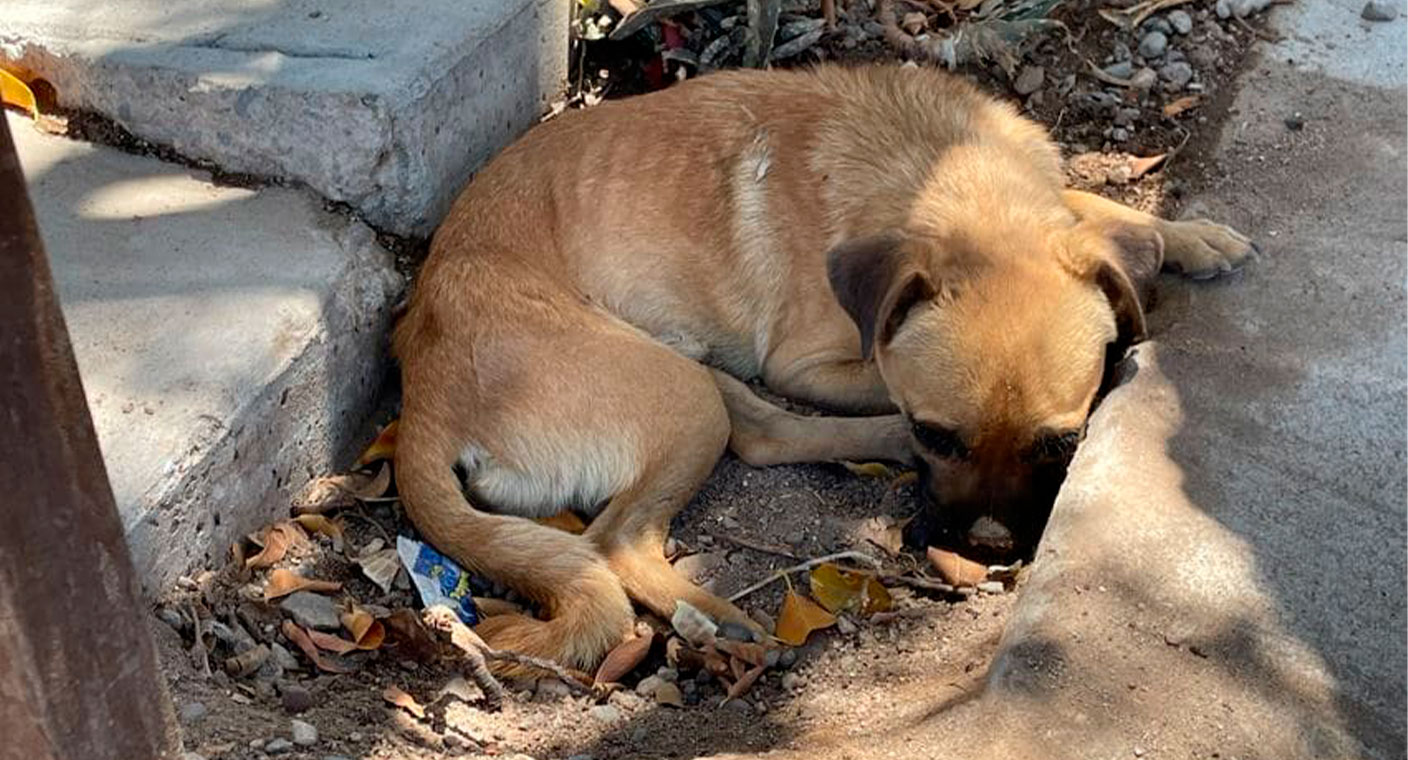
left=707, top=531, right=800, bottom=560
left=880, top=573, right=959, bottom=595
left=188, top=602, right=211, bottom=679
left=727, top=551, right=882, bottom=602
left=422, top=607, right=507, bottom=710
left=422, top=607, right=592, bottom=703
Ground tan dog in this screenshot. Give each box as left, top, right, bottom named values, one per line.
left=392, top=65, right=1253, bottom=669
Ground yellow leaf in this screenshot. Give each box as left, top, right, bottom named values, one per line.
left=263, top=568, right=342, bottom=601
left=774, top=590, right=836, bottom=646
left=293, top=514, right=346, bottom=551
left=245, top=521, right=306, bottom=569
left=0, top=69, right=38, bottom=119
left=382, top=685, right=426, bottom=718
left=340, top=607, right=386, bottom=650
left=354, top=420, right=398, bottom=468
left=536, top=510, right=587, bottom=534
left=840, top=461, right=895, bottom=479
left=809, top=562, right=893, bottom=616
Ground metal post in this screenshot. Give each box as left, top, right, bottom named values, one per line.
left=0, top=115, right=178, bottom=760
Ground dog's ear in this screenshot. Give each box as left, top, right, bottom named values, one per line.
left=1067, top=221, right=1164, bottom=348
left=827, top=233, right=936, bottom=359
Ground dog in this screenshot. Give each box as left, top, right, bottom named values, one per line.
left=392, top=64, right=1253, bottom=670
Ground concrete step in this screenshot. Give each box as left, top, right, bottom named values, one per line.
left=1, top=0, right=568, bottom=236
left=9, top=111, right=404, bottom=594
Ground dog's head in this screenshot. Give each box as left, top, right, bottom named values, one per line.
left=827, top=222, right=1162, bottom=560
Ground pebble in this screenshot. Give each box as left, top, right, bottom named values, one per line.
left=265, top=738, right=294, bottom=755
left=784, top=530, right=806, bottom=546
left=279, top=592, right=341, bottom=631
left=1103, top=61, right=1135, bottom=80
left=778, top=648, right=798, bottom=669
left=1133, top=748, right=1147, bottom=757
left=535, top=677, right=572, bottom=701
left=835, top=615, right=858, bottom=635
left=635, top=675, right=666, bottom=698
left=1112, top=41, right=1132, bottom=62
left=1284, top=114, right=1305, bottom=130
left=280, top=684, right=315, bottom=713
left=718, top=621, right=758, bottom=642
left=1130, top=67, right=1159, bottom=92
left=656, top=666, right=679, bottom=683
left=781, top=672, right=803, bottom=691
left=1013, top=65, right=1044, bottom=96
left=1362, top=0, right=1398, bottom=19
left=1143, top=16, right=1173, bottom=34
left=1187, top=43, right=1218, bottom=69
left=1159, top=61, right=1194, bottom=90
left=291, top=719, right=318, bottom=747
left=1138, top=31, right=1168, bottom=59
left=567, top=755, right=594, bottom=760
left=721, top=514, right=741, bottom=530
left=977, top=581, right=1006, bottom=594
left=1168, top=9, right=1194, bottom=33
left=156, top=607, right=187, bottom=634
left=178, top=702, right=208, bottom=724
left=1113, top=107, right=1142, bottom=127
left=723, top=698, right=753, bottom=715
left=588, top=704, right=624, bottom=724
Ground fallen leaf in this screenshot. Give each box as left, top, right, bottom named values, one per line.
left=724, top=662, right=766, bottom=704
left=655, top=681, right=684, bottom=707
left=536, top=510, right=587, bottom=534
left=670, top=600, right=718, bottom=648
left=856, top=516, right=904, bottom=556
left=383, top=609, right=442, bottom=662
left=293, top=514, right=346, bottom=552
left=293, top=463, right=392, bottom=515
left=840, top=461, right=895, bottom=479
left=0, top=68, right=38, bottom=119
left=305, top=629, right=359, bottom=655
left=927, top=547, right=988, bottom=587
left=281, top=621, right=353, bottom=673
left=341, top=608, right=386, bottom=650
left=1162, top=95, right=1201, bottom=118
left=809, top=563, right=893, bottom=616
left=356, top=546, right=402, bottom=594
left=594, top=631, right=654, bottom=685
left=902, top=11, right=928, bottom=34
left=246, top=522, right=306, bottom=569
left=774, top=590, right=836, bottom=646
left=354, top=420, right=399, bottom=468
left=223, top=644, right=270, bottom=677
left=263, top=568, right=342, bottom=601
left=382, top=685, right=426, bottom=719
left=356, top=462, right=393, bottom=499
left=714, top=638, right=768, bottom=667
left=1129, top=153, right=1169, bottom=180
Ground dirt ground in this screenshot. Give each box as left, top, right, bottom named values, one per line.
left=152, top=2, right=1271, bottom=759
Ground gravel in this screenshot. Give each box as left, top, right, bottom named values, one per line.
left=265, top=738, right=294, bottom=755
left=178, top=701, right=208, bottom=724
left=1361, top=0, right=1398, bottom=19
left=279, top=591, right=341, bottom=631
left=1159, top=61, right=1195, bottom=90
left=1138, top=31, right=1169, bottom=59
left=1013, top=65, right=1045, bottom=96
left=291, top=719, right=319, bottom=746
left=1168, top=9, right=1194, bottom=33
left=1104, top=61, right=1135, bottom=80
left=280, top=684, right=315, bottom=713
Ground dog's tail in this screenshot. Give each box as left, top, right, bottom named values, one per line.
left=394, top=426, right=634, bottom=673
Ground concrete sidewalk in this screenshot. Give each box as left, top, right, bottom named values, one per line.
left=9, top=112, right=403, bottom=593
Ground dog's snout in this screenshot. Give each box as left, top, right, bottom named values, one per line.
left=966, top=516, right=1014, bottom=552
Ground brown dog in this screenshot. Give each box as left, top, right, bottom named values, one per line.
left=392, top=65, right=1253, bottom=669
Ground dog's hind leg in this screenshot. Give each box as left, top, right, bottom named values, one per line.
left=710, top=369, right=912, bottom=467
left=1062, top=189, right=1256, bottom=279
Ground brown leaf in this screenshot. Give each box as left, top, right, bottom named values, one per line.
left=293, top=514, right=346, bottom=552
left=809, top=563, right=893, bottom=616
left=775, top=590, right=836, bottom=646
left=341, top=608, right=386, bottom=650
left=714, top=639, right=767, bottom=668
left=927, top=547, right=988, bottom=587
left=354, top=420, right=399, bottom=468
left=535, top=510, right=587, bottom=534
left=724, top=663, right=766, bottom=704
left=594, top=631, right=654, bottom=685
left=281, top=621, right=353, bottom=673
left=293, top=463, right=391, bottom=515
left=1129, top=153, right=1169, bottom=180
left=1162, top=95, right=1201, bottom=118
left=305, top=629, right=359, bottom=655
left=355, top=543, right=401, bottom=594
left=263, top=568, right=343, bottom=601
left=902, top=11, right=927, bottom=34
left=655, top=681, right=685, bottom=707
left=382, top=685, right=426, bottom=719
left=246, top=522, right=306, bottom=569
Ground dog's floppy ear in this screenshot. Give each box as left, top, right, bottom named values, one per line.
left=827, top=233, right=936, bottom=359
left=1069, top=221, right=1164, bottom=348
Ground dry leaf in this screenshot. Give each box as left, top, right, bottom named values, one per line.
left=671, top=600, right=718, bottom=647
left=356, top=546, right=402, bottom=594
left=594, top=631, right=654, bottom=685
left=714, top=639, right=767, bottom=667
left=246, top=522, right=306, bottom=569
left=382, top=685, right=426, bottom=719
left=1163, top=95, right=1201, bottom=118
left=383, top=609, right=441, bottom=662
left=902, top=11, right=928, bottom=34
left=293, top=514, right=346, bottom=552
left=263, top=568, right=342, bottom=601
left=809, top=563, right=893, bottom=616
left=1129, top=153, right=1169, bottom=180
left=223, top=645, right=270, bottom=677
left=655, top=681, right=685, bottom=707
left=927, top=547, right=988, bottom=587
left=306, top=629, right=360, bottom=655
left=724, top=663, right=766, bottom=704
left=355, top=420, right=399, bottom=468
left=281, top=621, right=353, bottom=673
left=0, top=68, right=38, bottom=119
left=294, top=463, right=391, bottom=515
left=774, top=590, right=836, bottom=646
left=341, top=608, right=386, bottom=650
left=536, top=510, right=587, bottom=534
left=840, top=461, right=895, bottom=479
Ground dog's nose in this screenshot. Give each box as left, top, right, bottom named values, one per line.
left=966, top=516, right=1014, bottom=552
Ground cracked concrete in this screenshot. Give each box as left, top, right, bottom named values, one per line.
left=1, top=0, right=569, bottom=236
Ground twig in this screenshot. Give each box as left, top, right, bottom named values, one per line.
left=727, top=551, right=882, bottom=602
left=708, top=531, right=800, bottom=560
left=479, top=649, right=592, bottom=694
left=188, top=602, right=211, bottom=679
left=422, top=607, right=507, bottom=710
left=880, top=573, right=959, bottom=595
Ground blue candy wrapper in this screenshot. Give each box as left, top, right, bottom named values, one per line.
left=396, top=535, right=479, bottom=626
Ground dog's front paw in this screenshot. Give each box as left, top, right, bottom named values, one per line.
left=1161, top=218, right=1258, bottom=280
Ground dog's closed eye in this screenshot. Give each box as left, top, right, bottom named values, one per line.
left=1026, top=430, right=1082, bottom=464
left=910, top=419, right=969, bottom=459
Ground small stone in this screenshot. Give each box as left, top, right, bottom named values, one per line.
left=1362, top=0, right=1398, bottom=19
left=1159, top=61, right=1194, bottom=90
left=654, top=681, right=685, bottom=707
left=1112, top=41, right=1132, bottom=61
left=656, top=667, right=680, bottom=683
left=535, top=677, right=572, bottom=701
left=1138, top=31, right=1168, bottom=58
left=348, top=732, right=364, bottom=743
left=271, top=643, right=300, bottom=671
left=781, top=672, right=802, bottom=691
left=635, top=675, right=666, bottom=698
left=1215, top=0, right=1232, bottom=17
left=178, top=702, right=208, bottom=724
left=265, top=738, right=294, bottom=755
left=778, top=649, right=798, bottom=669
left=279, top=592, right=341, bottom=631
left=718, top=621, right=759, bottom=642
left=1143, top=16, right=1173, bottom=34
left=1103, top=61, right=1135, bottom=80
left=180, top=752, right=206, bottom=760
left=1133, top=748, right=1147, bottom=757
left=681, top=680, right=697, bottom=695
left=1187, top=44, right=1219, bottom=69
left=291, top=719, right=318, bottom=747
left=784, top=530, right=805, bottom=546
left=977, top=581, right=1006, bottom=594
left=588, top=704, right=623, bottom=724
left=721, top=514, right=741, bottom=530
left=250, top=739, right=265, bottom=750
left=1130, top=67, right=1159, bottom=92
left=1013, top=65, right=1045, bottom=96
left=156, top=607, right=187, bottom=634
left=723, top=698, right=753, bottom=714
left=1113, top=107, right=1142, bottom=127
left=1168, top=9, right=1193, bottom=33
left=1284, top=114, right=1305, bottom=130
left=836, top=615, right=858, bottom=635
left=281, top=684, right=315, bottom=713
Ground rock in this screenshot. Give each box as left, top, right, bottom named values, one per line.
left=1112, top=41, right=1132, bottom=61
left=1138, top=31, right=1168, bottom=58
left=1159, top=61, right=1195, bottom=90
left=672, top=552, right=724, bottom=582
left=1284, top=114, right=1305, bottom=130
left=1143, top=16, right=1173, bottom=34
left=178, top=702, right=208, bottom=724
left=778, top=648, right=799, bottom=669
left=1187, top=44, right=1219, bottom=69
left=443, top=734, right=480, bottom=752
left=1167, top=9, right=1194, bottom=33
left=1216, top=0, right=1231, bottom=16
left=1130, top=67, right=1159, bottom=92
left=1013, top=65, right=1045, bottom=96
left=291, top=719, right=319, bottom=746
left=656, top=666, right=680, bottom=683
left=836, top=615, right=858, bottom=635
left=977, top=580, right=1006, bottom=594
left=655, top=681, right=685, bottom=707
left=635, top=675, right=666, bottom=698
left=156, top=607, right=187, bottom=634
left=718, top=621, right=759, bottom=642
left=1218, top=0, right=1273, bottom=17
left=781, top=672, right=802, bottom=691
left=265, top=738, right=294, bottom=755
left=279, top=592, right=341, bottom=631
left=723, top=698, right=753, bottom=714
left=1362, top=0, right=1398, bottom=19
left=588, top=704, right=624, bottom=724
left=281, top=684, right=315, bottom=713
left=721, top=514, right=741, bottom=530
left=271, top=643, right=301, bottom=672
left=784, top=530, right=805, bottom=546
left=1114, top=107, right=1142, bottom=127
left=535, top=677, right=572, bottom=701
left=1103, top=61, right=1135, bottom=80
